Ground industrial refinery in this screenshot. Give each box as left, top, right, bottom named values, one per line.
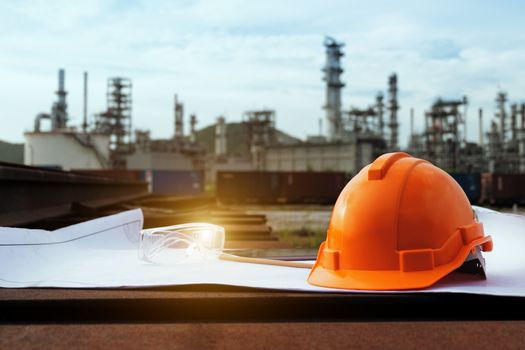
left=18, top=36, right=525, bottom=205
left=4, top=0, right=525, bottom=345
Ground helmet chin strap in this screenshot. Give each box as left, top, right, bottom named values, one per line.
left=455, top=246, right=487, bottom=279
left=455, top=209, right=487, bottom=279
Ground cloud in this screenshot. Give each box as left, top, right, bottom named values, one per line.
left=420, top=39, right=462, bottom=60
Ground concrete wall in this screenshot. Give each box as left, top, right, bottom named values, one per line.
left=205, top=155, right=253, bottom=185
left=264, top=143, right=358, bottom=173
left=24, top=132, right=110, bottom=170
left=354, top=141, right=375, bottom=172
left=126, top=150, right=196, bottom=170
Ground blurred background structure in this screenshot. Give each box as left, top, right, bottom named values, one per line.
left=1, top=36, right=524, bottom=222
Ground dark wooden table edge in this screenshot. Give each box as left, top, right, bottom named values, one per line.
left=1, top=284, right=524, bottom=324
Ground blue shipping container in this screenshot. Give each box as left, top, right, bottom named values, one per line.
left=450, top=173, right=481, bottom=204
left=140, top=170, right=204, bottom=196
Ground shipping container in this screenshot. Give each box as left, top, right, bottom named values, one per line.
left=276, top=172, right=347, bottom=204
left=217, top=171, right=348, bottom=204
left=73, top=169, right=141, bottom=182
left=449, top=173, right=481, bottom=204
left=481, top=173, right=525, bottom=205
left=73, top=169, right=204, bottom=196
left=140, top=170, right=204, bottom=196
left=217, top=172, right=279, bottom=204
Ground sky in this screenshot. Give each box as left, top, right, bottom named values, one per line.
left=1, top=0, right=525, bottom=146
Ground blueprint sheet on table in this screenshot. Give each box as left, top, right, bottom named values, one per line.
left=1, top=207, right=524, bottom=296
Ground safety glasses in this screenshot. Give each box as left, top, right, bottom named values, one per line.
left=139, top=223, right=225, bottom=264
left=139, top=222, right=313, bottom=269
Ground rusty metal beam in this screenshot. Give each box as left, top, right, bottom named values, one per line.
left=0, top=162, right=148, bottom=227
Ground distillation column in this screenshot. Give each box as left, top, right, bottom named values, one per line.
left=490, top=91, right=508, bottom=172
left=322, top=37, right=345, bottom=142
left=190, top=114, right=198, bottom=144
left=520, top=104, right=525, bottom=172
left=34, top=68, right=69, bottom=132
left=387, top=74, right=399, bottom=150
left=52, top=69, right=68, bottom=130
left=82, top=71, right=88, bottom=132
left=174, top=94, right=184, bottom=141
left=496, top=92, right=507, bottom=144
left=376, top=92, right=385, bottom=139
left=215, top=116, right=227, bottom=157
left=94, top=77, right=132, bottom=168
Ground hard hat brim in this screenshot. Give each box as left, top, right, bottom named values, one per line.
left=307, top=236, right=492, bottom=291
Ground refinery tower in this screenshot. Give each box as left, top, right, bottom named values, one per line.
left=322, top=37, right=345, bottom=142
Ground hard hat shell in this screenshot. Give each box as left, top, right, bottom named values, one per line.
left=308, top=152, right=493, bottom=290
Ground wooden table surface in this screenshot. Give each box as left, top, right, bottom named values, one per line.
left=1, top=285, right=524, bottom=349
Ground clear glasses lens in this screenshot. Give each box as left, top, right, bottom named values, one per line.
left=139, top=223, right=225, bottom=264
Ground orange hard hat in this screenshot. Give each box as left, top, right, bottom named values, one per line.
left=308, top=152, right=493, bottom=290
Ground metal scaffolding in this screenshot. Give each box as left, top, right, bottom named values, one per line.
left=189, top=114, right=198, bottom=144
left=423, top=97, right=468, bottom=171
left=95, top=77, right=133, bottom=168
left=387, top=74, right=399, bottom=150
left=407, top=108, right=424, bottom=156
left=346, top=105, right=380, bottom=136
left=376, top=92, right=385, bottom=139
left=486, top=91, right=525, bottom=172
left=342, top=87, right=389, bottom=169
left=215, top=116, right=227, bottom=158
left=174, top=94, right=184, bottom=141
left=243, top=110, right=276, bottom=170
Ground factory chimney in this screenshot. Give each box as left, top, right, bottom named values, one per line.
left=495, top=91, right=507, bottom=142
left=52, top=68, right=68, bottom=130
left=464, top=96, right=468, bottom=144
left=322, top=37, right=345, bottom=142
left=174, top=94, right=184, bottom=141
left=479, top=108, right=484, bottom=146
left=511, top=104, right=518, bottom=143
left=33, top=68, right=69, bottom=132
left=58, top=69, right=65, bottom=92
left=82, top=71, right=88, bottom=132
left=521, top=104, right=525, bottom=132
left=387, top=73, right=400, bottom=150
left=410, top=107, right=414, bottom=139
left=518, top=103, right=525, bottom=173
left=215, top=116, right=227, bottom=157
left=376, top=92, right=385, bottom=139
left=189, top=114, right=197, bottom=143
